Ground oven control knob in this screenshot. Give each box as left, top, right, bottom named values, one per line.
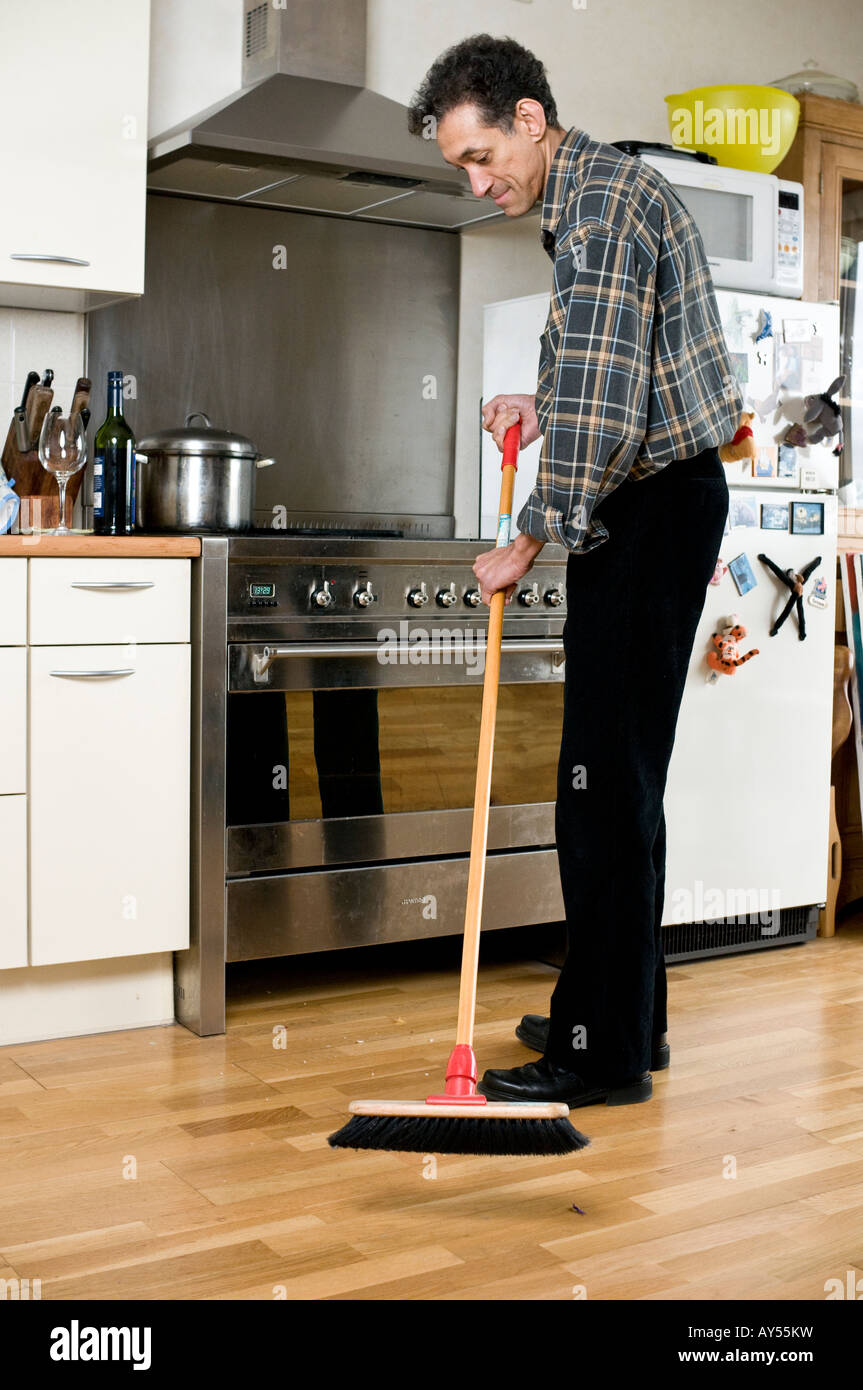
left=312, top=579, right=335, bottom=609
left=436, top=582, right=458, bottom=608
left=354, top=581, right=376, bottom=608
left=407, top=582, right=429, bottom=608
left=545, top=585, right=565, bottom=607
left=518, top=582, right=541, bottom=607
left=464, top=588, right=481, bottom=608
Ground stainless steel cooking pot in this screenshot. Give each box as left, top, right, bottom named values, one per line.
left=134, top=413, right=274, bottom=533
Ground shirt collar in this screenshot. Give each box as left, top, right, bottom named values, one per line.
left=540, top=126, right=590, bottom=252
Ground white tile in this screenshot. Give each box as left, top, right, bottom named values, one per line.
left=49, top=380, right=84, bottom=416
left=10, top=309, right=85, bottom=389
left=0, top=311, right=13, bottom=385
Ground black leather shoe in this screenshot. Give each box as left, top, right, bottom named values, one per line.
left=515, top=1014, right=670, bottom=1071
left=477, top=1057, right=653, bottom=1108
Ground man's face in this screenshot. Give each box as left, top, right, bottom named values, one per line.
left=437, top=103, right=547, bottom=216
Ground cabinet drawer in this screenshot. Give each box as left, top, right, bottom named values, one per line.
left=29, top=644, right=190, bottom=965
left=0, top=558, right=27, bottom=645
left=0, top=795, right=27, bottom=969
left=0, top=648, right=26, bottom=793
left=29, top=559, right=190, bottom=645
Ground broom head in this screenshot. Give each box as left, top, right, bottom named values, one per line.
left=328, top=1098, right=590, bottom=1156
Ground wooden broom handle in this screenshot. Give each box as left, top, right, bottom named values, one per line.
left=456, top=422, right=520, bottom=1045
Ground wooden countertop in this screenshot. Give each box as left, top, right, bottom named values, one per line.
left=0, top=535, right=201, bottom=556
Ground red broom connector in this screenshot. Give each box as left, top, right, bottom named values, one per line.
left=426, top=1044, right=487, bottom=1106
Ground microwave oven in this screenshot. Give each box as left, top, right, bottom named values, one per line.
left=639, top=153, right=804, bottom=298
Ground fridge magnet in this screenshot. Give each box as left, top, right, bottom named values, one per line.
left=755, top=344, right=771, bottom=370
left=799, top=335, right=824, bottom=363
left=758, top=552, right=822, bottom=640
left=808, top=576, right=829, bottom=609
left=760, top=502, right=789, bottom=531
left=726, top=302, right=761, bottom=352
left=776, top=342, right=803, bottom=391
left=754, top=309, right=773, bottom=342
left=777, top=444, right=798, bottom=478
left=753, top=446, right=778, bottom=478
left=750, top=387, right=781, bottom=422
left=719, top=412, right=756, bottom=464
left=709, top=558, right=728, bottom=585
left=803, top=375, right=845, bottom=456
left=790, top=501, right=824, bottom=535
left=783, top=422, right=809, bottom=448
left=729, top=553, right=758, bottom=596
left=705, top=614, right=760, bottom=683
left=782, top=318, right=811, bottom=343
left=801, top=357, right=826, bottom=395
left=729, top=496, right=758, bottom=529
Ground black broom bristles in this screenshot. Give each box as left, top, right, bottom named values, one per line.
left=327, top=1113, right=590, bottom=1157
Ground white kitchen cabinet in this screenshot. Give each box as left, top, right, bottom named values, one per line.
left=0, top=796, right=27, bottom=969
left=0, top=559, right=27, bottom=645
left=29, top=558, right=190, bottom=645
left=0, top=649, right=26, bottom=794
left=29, top=643, right=190, bottom=966
left=0, top=0, right=150, bottom=311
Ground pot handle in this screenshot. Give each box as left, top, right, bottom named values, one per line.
left=255, top=457, right=276, bottom=469
left=185, top=412, right=212, bottom=428
left=134, top=452, right=148, bottom=464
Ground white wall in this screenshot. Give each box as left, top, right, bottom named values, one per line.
left=148, top=0, right=243, bottom=137
left=366, top=0, right=863, bottom=535
left=0, top=311, right=85, bottom=440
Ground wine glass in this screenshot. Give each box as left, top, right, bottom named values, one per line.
left=38, top=408, right=87, bottom=534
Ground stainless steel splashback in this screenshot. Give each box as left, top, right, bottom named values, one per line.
left=86, top=194, right=460, bottom=530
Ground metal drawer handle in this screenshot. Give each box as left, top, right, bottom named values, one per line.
left=69, top=581, right=155, bottom=590
left=49, top=669, right=135, bottom=679
left=10, top=252, right=91, bottom=266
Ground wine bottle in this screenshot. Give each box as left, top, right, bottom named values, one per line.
left=92, top=371, right=135, bottom=535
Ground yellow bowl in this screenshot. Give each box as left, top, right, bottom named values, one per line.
left=664, top=85, right=799, bottom=174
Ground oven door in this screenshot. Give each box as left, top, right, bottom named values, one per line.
left=226, top=637, right=565, bottom=869
left=224, top=637, right=566, bottom=957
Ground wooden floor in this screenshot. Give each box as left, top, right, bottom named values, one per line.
left=2, top=921, right=863, bottom=1301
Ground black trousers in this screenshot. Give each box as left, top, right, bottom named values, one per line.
left=544, top=446, right=729, bottom=1080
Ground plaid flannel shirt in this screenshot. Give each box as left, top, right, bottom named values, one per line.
left=516, top=127, right=744, bottom=554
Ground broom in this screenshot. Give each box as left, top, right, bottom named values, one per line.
left=328, top=422, right=589, bottom=1157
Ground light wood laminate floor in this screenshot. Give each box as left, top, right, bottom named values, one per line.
left=2, top=922, right=863, bottom=1301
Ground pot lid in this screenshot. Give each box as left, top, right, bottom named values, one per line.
left=770, top=60, right=859, bottom=103
left=138, top=412, right=258, bottom=457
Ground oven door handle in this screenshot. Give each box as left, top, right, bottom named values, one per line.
left=251, top=638, right=565, bottom=682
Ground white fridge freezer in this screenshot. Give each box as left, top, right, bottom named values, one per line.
left=482, top=287, right=840, bottom=943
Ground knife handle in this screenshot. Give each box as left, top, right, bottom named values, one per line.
left=70, top=377, right=92, bottom=419
left=26, top=385, right=54, bottom=452
left=18, top=369, right=40, bottom=414
left=13, top=408, right=31, bottom=453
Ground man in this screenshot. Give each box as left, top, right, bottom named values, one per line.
left=407, top=35, right=741, bottom=1108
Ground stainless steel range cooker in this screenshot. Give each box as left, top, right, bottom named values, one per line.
left=176, top=532, right=570, bottom=1035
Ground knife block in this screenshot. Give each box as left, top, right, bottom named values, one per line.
left=1, top=419, right=84, bottom=531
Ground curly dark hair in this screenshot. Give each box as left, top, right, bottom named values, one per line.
left=407, top=34, right=560, bottom=136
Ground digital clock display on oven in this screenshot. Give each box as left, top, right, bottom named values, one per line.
left=248, top=582, right=277, bottom=606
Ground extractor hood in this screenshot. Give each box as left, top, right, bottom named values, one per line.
left=147, top=0, right=505, bottom=231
